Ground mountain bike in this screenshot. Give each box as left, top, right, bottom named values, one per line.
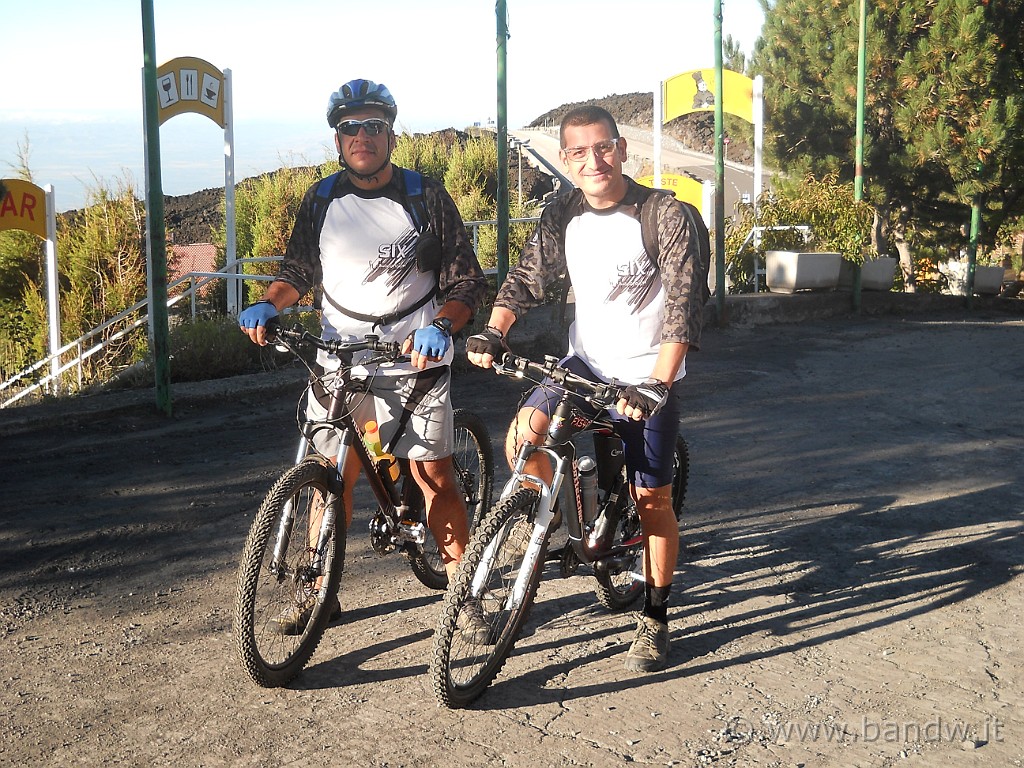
left=233, top=321, right=494, bottom=688
left=430, top=352, right=688, bottom=708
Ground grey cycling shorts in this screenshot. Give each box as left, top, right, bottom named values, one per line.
left=305, top=366, right=454, bottom=462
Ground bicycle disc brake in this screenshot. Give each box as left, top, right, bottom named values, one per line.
left=559, top=545, right=582, bottom=578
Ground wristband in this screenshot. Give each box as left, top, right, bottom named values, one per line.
left=431, top=317, right=453, bottom=337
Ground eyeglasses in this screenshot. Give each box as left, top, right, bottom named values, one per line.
left=336, top=118, right=391, bottom=137
left=562, top=138, right=620, bottom=162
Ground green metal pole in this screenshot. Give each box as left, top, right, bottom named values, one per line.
left=141, top=0, right=172, bottom=415
left=496, top=0, right=509, bottom=287
left=714, top=0, right=726, bottom=323
left=851, top=0, right=868, bottom=311
left=966, top=200, right=981, bottom=309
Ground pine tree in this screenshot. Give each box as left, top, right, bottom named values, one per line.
left=754, top=0, right=1024, bottom=287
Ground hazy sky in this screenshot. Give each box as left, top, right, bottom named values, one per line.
left=2, top=0, right=765, bottom=210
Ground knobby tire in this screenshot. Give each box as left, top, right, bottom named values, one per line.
left=233, top=457, right=346, bottom=687
left=407, top=408, right=494, bottom=590
left=430, top=488, right=545, bottom=709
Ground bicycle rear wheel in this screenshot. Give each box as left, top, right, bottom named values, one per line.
left=431, top=489, right=544, bottom=709
left=233, top=457, right=346, bottom=687
left=592, top=434, right=690, bottom=609
left=672, top=434, right=689, bottom=521
left=408, top=408, right=494, bottom=590
left=592, top=497, right=645, bottom=611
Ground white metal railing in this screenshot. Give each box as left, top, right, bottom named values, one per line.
left=1, top=216, right=539, bottom=408
left=0, top=258, right=273, bottom=408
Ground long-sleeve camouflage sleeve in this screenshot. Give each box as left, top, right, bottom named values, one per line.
left=493, top=195, right=574, bottom=317
left=275, top=184, right=321, bottom=299
left=650, top=192, right=711, bottom=350
left=423, top=179, right=488, bottom=315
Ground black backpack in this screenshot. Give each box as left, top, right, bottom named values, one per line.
left=311, top=168, right=441, bottom=328
left=557, top=184, right=710, bottom=287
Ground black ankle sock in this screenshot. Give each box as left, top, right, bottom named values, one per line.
left=643, top=583, right=671, bottom=624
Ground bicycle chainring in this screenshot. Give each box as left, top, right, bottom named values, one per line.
left=369, top=510, right=398, bottom=555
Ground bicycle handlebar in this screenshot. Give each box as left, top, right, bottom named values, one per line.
left=266, top=318, right=404, bottom=359
left=494, top=352, right=627, bottom=410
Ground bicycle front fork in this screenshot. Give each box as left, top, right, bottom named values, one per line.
left=473, top=454, right=565, bottom=610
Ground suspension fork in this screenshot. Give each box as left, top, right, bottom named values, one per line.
left=472, top=447, right=568, bottom=609
left=300, top=438, right=354, bottom=594
left=270, top=421, right=321, bottom=572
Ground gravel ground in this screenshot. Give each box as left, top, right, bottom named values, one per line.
left=1, top=303, right=1022, bottom=768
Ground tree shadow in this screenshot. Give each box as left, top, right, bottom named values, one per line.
left=463, top=483, right=1021, bottom=708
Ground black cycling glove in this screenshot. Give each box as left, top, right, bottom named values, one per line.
left=620, top=378, right=671, bottom=419
left=466, top=327, right=507, bottom=360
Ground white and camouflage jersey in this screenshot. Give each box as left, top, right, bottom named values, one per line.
left=494, top=177, right=710, bottom=384
left=276, top=167, right=487, bottom=374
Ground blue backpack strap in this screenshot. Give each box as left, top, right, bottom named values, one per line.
left=401, top=168, right=428, bottom=233
left=311, top=171, right=343, bottom=238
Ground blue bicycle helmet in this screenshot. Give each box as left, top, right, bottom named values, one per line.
left=326, top=79, right=398, bottom=127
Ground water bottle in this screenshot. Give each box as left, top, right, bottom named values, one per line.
left=363, top=420, right=400, bottom=482
left=578, top=455, right=599, bottom=522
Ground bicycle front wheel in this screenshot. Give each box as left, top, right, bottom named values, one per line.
left=233, top=457, right=347, bottom=687
left=431, top=488, right=545, bottom=709
left=407, top=408, right=494, bottom=591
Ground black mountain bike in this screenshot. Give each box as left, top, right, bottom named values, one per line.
left=233, top=321, right=494, bottom=688
left=430, top=352, right=687, bottom=708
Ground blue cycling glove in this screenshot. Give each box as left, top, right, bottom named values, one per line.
left=239, top=301, right=278, bottom=330
left=411, top=320, right=452, bottom=359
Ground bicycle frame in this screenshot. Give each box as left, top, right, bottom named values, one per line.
left=266, top=325, right=427, bottom=586
left=473, top=357, right=640, bottom=610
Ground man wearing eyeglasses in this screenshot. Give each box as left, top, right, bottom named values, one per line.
left=239, top=78, right=487, bottom=635
left=467, top=105, right=710, bottom=672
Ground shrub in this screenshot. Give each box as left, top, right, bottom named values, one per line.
left=724, top=172, right=874, bottom=292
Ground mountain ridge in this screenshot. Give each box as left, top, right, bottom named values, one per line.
left=164, top=92, right=744, bottom=245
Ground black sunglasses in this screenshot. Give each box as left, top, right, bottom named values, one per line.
left=336, top=118, right=391, bottom=137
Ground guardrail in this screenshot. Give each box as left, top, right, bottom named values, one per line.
left=1, top=216, right=540, bottom=408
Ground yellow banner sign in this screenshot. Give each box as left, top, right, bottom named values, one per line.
left=635, top=174, right=705, bottom=211
left=0, top=179, right=47, bottom=239
left=663, top=68, right=754, bottom=124
left=156, top=56, right=226, bottom=127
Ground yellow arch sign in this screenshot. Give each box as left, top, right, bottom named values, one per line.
left=156, top=56, right=226, bottom=127
left=663, top=68, right=754, bottom=124
left=0, top=179, right=47, bottom=239
left=635, top=174, right=705, bottom=211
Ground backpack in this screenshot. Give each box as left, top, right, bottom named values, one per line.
left=311, top=168, right=441, bottom=329
left=312, top=167, right=428, bottom=236
left=557, top=184, right=710, bottom=288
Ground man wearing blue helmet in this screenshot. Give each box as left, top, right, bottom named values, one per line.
left=239, top=78, right=487, bottom=634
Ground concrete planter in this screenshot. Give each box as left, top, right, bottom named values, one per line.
left=939, top=261, right=1006, bottom=296
left=765, top=251, right=842, bottom=294
left=838, top=256, right=898, bottom=292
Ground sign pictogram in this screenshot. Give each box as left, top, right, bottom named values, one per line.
left=156, top=56, right=226, bottom=127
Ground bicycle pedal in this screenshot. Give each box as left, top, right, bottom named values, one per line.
left=398, top=519, right=427, bottom=545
